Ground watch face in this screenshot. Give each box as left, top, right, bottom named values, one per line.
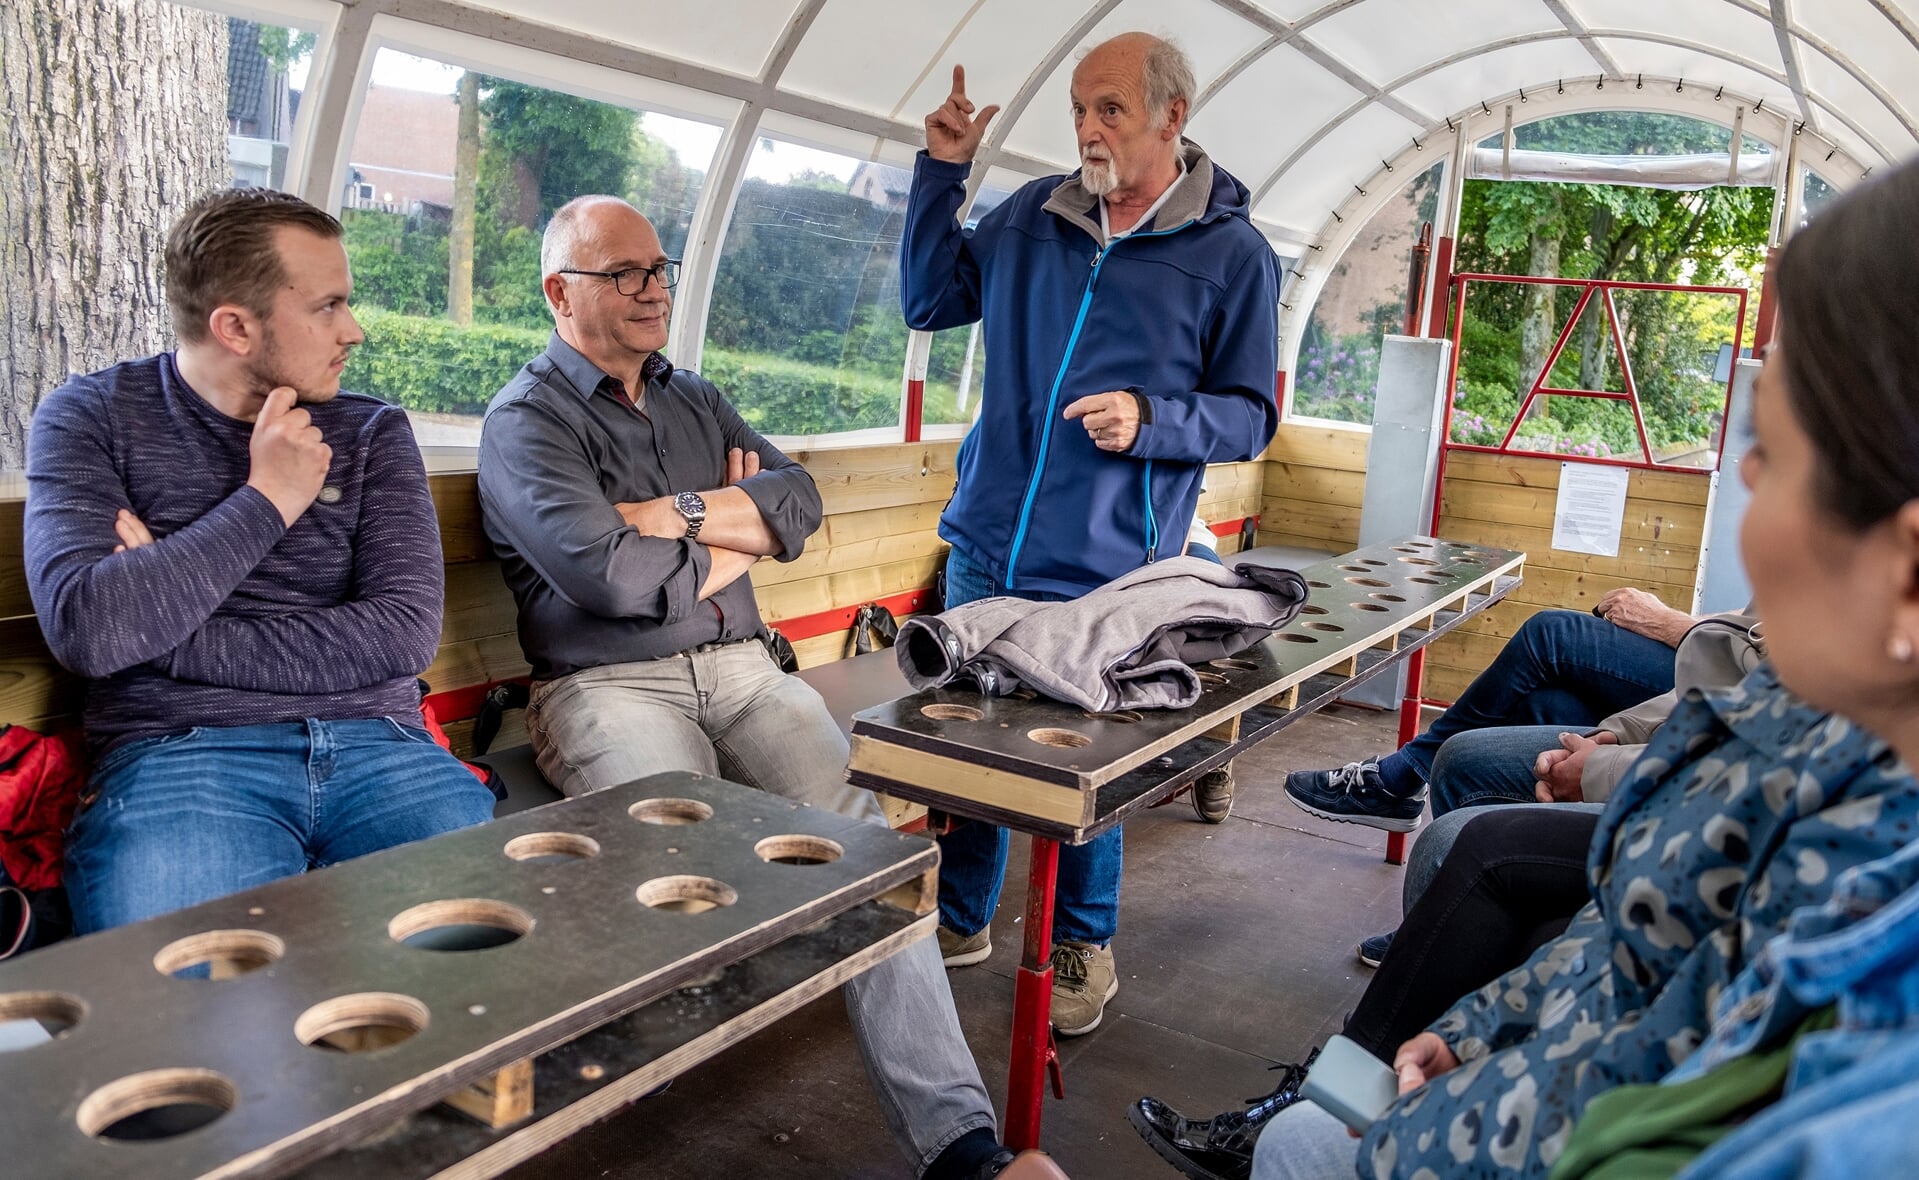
left=676, top=491, right=706, bottom=520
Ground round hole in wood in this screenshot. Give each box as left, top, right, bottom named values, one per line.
left=1369, top=592, right=1407, bottom=603
left=1081, top=710, right=1142, bottom=723
left=1306, top=579, right=1331, bottom=589
left=1027, top=727, right=1092, bottom=749
left=503, top=833, right=601, bottom=863
left=153, top=930, right=285, bottom=981
left=1209, top=658, right=1259, bottom=671
left=1345, top=576, right=1392, bottom=587
left=1456, top=555, right=1486, bottom=565
left=1359, top=558, right=1388, bottom=567
left=77, top=1068, right=237, bottom=1141
left=1009, top=688, right=1039, bottom=701
left=1407, top=575, right=1445, bottom=585
left=1398, top=556, right=1439, bottom=566
left=635, top=875, right=739, bottom=914
left=295, top=992, right=430, bottom=1053
left=1390, top=545, right=1420, bottom=553
left=628, top=798, right=715, bottom=826
left=754, top=835, right=845, bottom=866
left=1300, top=604, right=1329, bottom=615
left=920, top=703, right=984, bottom=722
left=0, top=991, right=84, bottom=1048
left=1278, top=632, right=1319, bottom=643
left=388, top=899, right=534, bottom=952
left=1303, top=621, right=1345, bottom=632
left=1337, top=564, right=1369, bottom=573
left=1353, top=602, right=1391, bottom=612
left=1194, top=670, right=1229, bottom=685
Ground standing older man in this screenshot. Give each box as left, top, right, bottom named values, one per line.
left=900, top=34, right=1281, bottom=1035
left=478, top=196, right=1009, bottom=1180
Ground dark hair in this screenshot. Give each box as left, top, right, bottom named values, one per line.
left=1773, top=159, right=1919, bottom=530
left=164, top=188, right=342, bottom=344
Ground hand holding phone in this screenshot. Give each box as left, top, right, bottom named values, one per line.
left=1299, top=1035, right=1399, bottom=1133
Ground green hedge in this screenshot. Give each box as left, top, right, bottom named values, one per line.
left=343, top=307, right=546, bottom=417
left=342, top=307, right=902, bottom=434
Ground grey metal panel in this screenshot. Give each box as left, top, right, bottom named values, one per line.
left=1700, top=360, right=1759, bottom=614
left=1347, top=336, right=1451, bottom=708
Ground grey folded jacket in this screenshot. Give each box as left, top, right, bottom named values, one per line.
left=896, top=555, right=1310, bottom=711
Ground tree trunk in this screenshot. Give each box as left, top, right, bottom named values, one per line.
left=448, top=71, right=479, bottom=326
left=1578, top=205, right=1615, bottom=392
left=1, top=0, right=227, bottom=467
left=1518, top=231, right=1561, bottom=415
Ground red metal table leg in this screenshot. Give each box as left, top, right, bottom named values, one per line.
left=1387, top=648, right=1429, bottom=867
left=1005, top=835, right=1061, bottom=1151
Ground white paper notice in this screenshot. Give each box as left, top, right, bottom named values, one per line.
left=1551, top=462, right=1630, bottom=557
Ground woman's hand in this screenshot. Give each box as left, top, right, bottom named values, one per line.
left=1533, top=730, right=1617, bottom=802
left=1392, top=1033, right=1461, bottom=1096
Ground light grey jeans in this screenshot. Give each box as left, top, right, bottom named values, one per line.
left=1250, top=1101, right=1361, bottom=1180
left=526, top=640, right=995, bottom=1174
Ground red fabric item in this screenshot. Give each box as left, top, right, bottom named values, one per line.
left=0, top=726, right=86, bottom=892
left=417, top=698, right=493, bottom=789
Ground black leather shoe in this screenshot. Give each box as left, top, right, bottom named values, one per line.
left=1127, top=1048, right=1320, bottom=1180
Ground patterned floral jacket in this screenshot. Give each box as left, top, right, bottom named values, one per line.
left=1357, top=666, right=1919, bottom=1179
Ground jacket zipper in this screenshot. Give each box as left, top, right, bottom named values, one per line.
left=1141, top=460, right=1158, bottom=563
left=1003, top=219, right=1195, bottom=589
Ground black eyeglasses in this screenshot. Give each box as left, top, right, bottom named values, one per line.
left=558, top=259, right=681, bottom=296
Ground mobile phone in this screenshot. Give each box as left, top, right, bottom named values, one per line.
left=1300, top=1035, right=1399, bottom=1133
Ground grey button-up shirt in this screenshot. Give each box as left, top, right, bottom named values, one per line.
left=478, top=334, right=822, bottom=680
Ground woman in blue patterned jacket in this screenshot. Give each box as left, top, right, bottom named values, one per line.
left=1250, top=158, right=1919, bottom=1180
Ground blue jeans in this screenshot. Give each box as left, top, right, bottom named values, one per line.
left=1377, top=609, right=1676, bottom=796
left=937, top=546, right=1123, bottom=945
left=65, top=718, right=497, bottom=935
left=1426, top=724, right=1570, bottom=815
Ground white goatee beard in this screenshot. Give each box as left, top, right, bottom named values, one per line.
left=1080, top=156, right=1117, bottom=196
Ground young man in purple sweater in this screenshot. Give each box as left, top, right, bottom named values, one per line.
left=24, top=188, right=495, bottom=935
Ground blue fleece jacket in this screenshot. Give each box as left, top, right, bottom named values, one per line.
left=900, top=143, right=1281, bottom=597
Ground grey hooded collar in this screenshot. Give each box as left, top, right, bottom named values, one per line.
left=1043, top=139, right=1215, bottom=245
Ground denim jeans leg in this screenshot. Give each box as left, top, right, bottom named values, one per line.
left=1053, top=827, right=1122, bottom=945
left=1388, top=609, right=1678, bottom=784
left=64, top=724, right=312, bottom=934
left=1401, top=800, right=1608, bottom=919
left=936, top=821, right=1011, bottom=936
left=524, top=660, right=720, bottom=795
left=695, top=641, right=996, bottom=1172
left=308, top=719, right=497, bottom=866
left=1426, top=725, right=1570, bottom=816
left=1250, top=1101, right=1361, bottom=1180
left=937, top=545, right=1108, bottom=940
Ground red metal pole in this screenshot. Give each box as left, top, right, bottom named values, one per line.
left=905, top=377, right=925, bottom=443
left=1387, top=645, right=1425, bottom=867
left=1005, top=836, right=1061, bottom=1151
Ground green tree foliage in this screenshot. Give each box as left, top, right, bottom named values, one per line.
left=342, top=75, right=950, bottom=433
left=1298, top=113, right=1770, bottom=461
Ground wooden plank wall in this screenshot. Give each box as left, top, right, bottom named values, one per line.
left=0, top=444, right=1268, bottom=754
left=1422, top=451, right=1714, bottom=701
left=1258, top=421, right=1368, bottom=553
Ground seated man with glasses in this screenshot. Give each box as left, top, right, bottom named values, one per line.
left=477, top=195, right=1010, bottom=1180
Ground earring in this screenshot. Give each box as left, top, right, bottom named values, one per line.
left=1892, top=634, right=1914, bottom=663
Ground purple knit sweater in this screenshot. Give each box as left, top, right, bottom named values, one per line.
left=24, top=354, right=442, bottom=753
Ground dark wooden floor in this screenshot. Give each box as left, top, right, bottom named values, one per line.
left=510, top=704, right=1411, bottom=1180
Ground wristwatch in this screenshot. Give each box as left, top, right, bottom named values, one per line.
left=674, top=491, right=707, bottom=539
